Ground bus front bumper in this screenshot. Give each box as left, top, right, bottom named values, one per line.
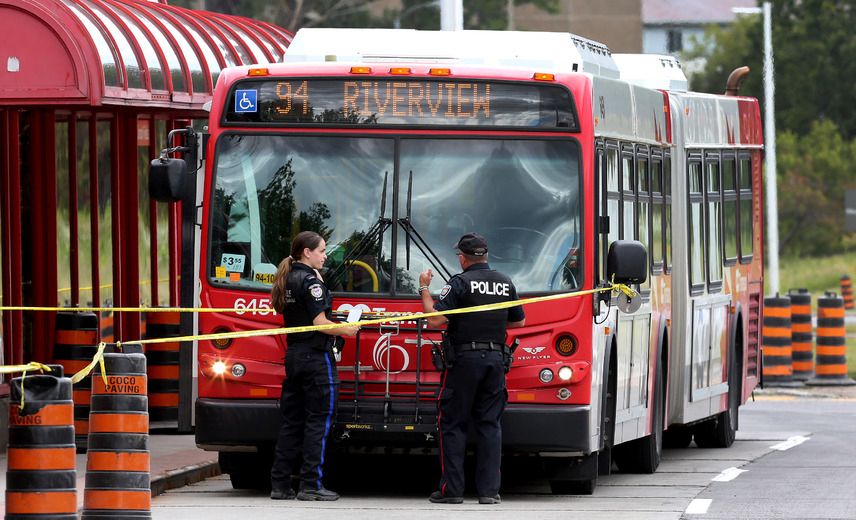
left=195, top=398, right=591, bottom=453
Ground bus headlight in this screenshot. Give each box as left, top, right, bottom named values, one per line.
left=539, top=369, right=554, bottom=383
left=212, top=360, right=227, bottom=376
left=558, top=366, right=573, bottom=381
left=231, top=363, right=246, bottom=378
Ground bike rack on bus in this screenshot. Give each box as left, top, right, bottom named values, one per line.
left=334, top=314, right=443, bottom=442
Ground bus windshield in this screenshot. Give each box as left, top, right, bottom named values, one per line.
left=208, top=134, right=581, bottom=295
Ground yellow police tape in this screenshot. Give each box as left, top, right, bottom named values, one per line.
left=115, top=282, right=636, bottom=348
left=0, top=346, right=108, bottom=382
left=1, top=283, right=636, bottom=383
left=0, top=355, right=106, bottom=409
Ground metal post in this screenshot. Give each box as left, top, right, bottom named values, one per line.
left=440, top=0, right=463, bottom=30
left=762, top=1, right=779, bottom=294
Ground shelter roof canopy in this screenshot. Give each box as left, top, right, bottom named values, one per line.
left=0, top=0, right=291, bottom=108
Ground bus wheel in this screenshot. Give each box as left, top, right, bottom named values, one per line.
left=549, top=478, right=596, bottom=495
left=543, top=454, right=598, bottom=495
left=663, top=426, right=693, bottom=449
left=220, top=449, right=273, bottom=490
left=614, top=363, right=664, bottom=473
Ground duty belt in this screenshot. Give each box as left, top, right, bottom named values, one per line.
left=454, top=341, right=503, bottom=352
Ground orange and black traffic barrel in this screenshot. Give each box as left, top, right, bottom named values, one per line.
left=54, top=311, right=99, bottom=451
left=761, top=294, right=797, bottom=386
left=82, top=344, right=152, bottom=520
left=808, top=293, right=856, bottom=386
left=143, top=311, right=181, bottom=423
left=788, top=289, right=814, bottom=381
left=6, top=365, right=78, bottom=520
left=841, top=275, right=854, bottom=310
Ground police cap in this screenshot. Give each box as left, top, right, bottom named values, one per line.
left=455, top=233, right=488, bottom=256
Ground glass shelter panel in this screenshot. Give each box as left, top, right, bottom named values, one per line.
left=64, top=1, right=121, bottom=87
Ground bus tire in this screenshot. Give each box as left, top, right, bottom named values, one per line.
left=614, top=362, right=664, bottom=473
left=220, top=449, right=274, bottom=490
left=549, top=477, right=596, bottom=495
left=663, top=426, right=693, bottom=449
left=543, top=453, right=597, bottom=495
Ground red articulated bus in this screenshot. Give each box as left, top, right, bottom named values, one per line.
left=151, top=28, right=763, bottom=493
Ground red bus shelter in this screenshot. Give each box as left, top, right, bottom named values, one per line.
left=0, top=0, right=291, bottom=401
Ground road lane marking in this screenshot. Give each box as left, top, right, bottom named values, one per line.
left=769, top=435, right=810, bottom=451
left=686, top=498, right=712, bottom=514
left=712, top=466, right=747, bottom=482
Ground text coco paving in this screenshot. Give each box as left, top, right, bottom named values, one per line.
left=276, top=81, right=493, bottom=118
left=100, top=375, right=143, bottom=394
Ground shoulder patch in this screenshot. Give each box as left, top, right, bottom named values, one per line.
left=309, top=283, right=324, bottom=300
left=439, top=284, right=452, bottom=299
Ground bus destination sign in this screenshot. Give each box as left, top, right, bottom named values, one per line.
left=225, top=78, right=577, bottom=130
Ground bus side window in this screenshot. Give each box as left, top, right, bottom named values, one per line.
left=722, top=153, right=738, bottom=264
left=705, top=152, right=723, bottom=290
left=738, top=155, right=754, bottom=262
left=688, top=158, right=705, bottom=292
left=604, top=145, right=620, bottom=278
left=621, top=149, right=635, bottom=241
left=636, top=147, right=650, bottom=291
left=664, top=153, right=672, bottom=272
left=651, top=154, right=664, bottom=271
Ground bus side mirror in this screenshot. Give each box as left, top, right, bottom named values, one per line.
left=606, top=240, right=647, bottom=285
left=149, top=157, right=188, bottom=202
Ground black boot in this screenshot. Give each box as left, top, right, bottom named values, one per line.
left=297, top=486, right=340, bottom=501
left=428, top=490, right=463, bottom=504
left=270, top=488, right=296, bottom=500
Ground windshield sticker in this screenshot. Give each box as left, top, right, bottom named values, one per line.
left=253, top=262, right=278, bottom=285
left=221, top=253, right=246, bottom=273
left=215, top=266, right=227, bottom=278
left=229, top=272, right=241, bottom=282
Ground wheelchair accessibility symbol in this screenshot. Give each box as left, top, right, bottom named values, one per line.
left=234, top=89, right=257, bottom=113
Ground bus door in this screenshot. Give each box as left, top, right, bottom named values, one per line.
left=600, top=142, right=653, bottom=443
left=687, top=154, right=731, bottom=415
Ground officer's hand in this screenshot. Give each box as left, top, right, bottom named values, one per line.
left=419, top=269, right=434, bottom=287
left=340, top=325, right=360, bottom=337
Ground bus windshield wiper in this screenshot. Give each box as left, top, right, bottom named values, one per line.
left=327, top=171, right=392, bottom=287
left=397, top=171, right=454, bottom=281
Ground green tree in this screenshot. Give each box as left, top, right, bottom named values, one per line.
left=684, top=0, right=856, bottom=139
left=776, top=121, right=854, bottom=256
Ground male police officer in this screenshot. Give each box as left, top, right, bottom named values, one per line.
left=419, top=233, right=525, bottom=505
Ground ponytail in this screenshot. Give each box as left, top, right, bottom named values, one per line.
left=270, top=231, right=324, bottom=314
left=271, top=256, right=293, bottom=314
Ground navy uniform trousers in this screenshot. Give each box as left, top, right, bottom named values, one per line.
left=271, top=344, right=338, bottom=491
left=437, top=349, right=506, bottom=498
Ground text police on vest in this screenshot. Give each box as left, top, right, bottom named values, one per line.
left=470, top=280, right=510, bottom=296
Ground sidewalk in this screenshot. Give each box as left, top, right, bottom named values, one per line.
left=0, top=428, right=220, bottom=511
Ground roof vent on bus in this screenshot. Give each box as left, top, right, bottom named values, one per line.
left=612, top=54, right=688, bottom=91
left=284, top=28, right=620, bottom=78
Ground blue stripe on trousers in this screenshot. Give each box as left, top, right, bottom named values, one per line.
left=317, top=352, right=335, bottom=490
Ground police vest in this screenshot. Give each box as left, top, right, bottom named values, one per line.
left=446, top=268, right=516, bottom=345
left=283, top=265, right=329, bottom=348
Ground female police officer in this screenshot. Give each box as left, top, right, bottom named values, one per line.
left=270, top=231, right=358, bottom=501
left=419, top=233, right=525, bottom=505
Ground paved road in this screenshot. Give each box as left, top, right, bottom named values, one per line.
left=151, top=393, right=856, bottom=519
left=686, top=396, right=856, bottom=519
